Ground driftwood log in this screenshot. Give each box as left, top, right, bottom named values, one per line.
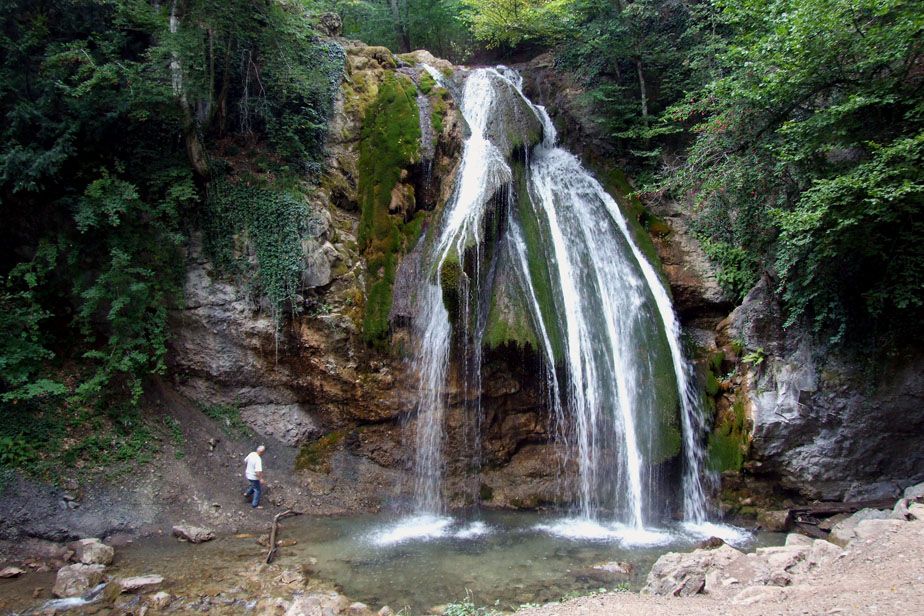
left=266, top=510, right=302, bottom=564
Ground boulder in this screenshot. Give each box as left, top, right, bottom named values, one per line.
left=724, top=276, right=924, bottom=500
left=284, top=591, right=350, bottom=616
left=829, top=508, right=890, bottom=547
left=798, top=539, right=842, bottom=573
left=148, top=591, right=172, bottom=610
left=69, top=537, right=115, bottom=565
left=52, top=563, right=106, bottom=598
left=784, top=533, right=813, bottom=547
left=754, top=545, right=808, bottom=573
left=172, top=524, right=215, bottom=543
left=892, top=498, right=913, bottom=520
left=908, top=503, right=924, bottom=520
left=114, top=574, right=164, bottom=594
left=757, top=509, right=792, bottom=532
left=850, top=519, right=903, bottom=545
left=904, top=481, right=924, bottom=499
left=643, top=544, right=744, bottom=597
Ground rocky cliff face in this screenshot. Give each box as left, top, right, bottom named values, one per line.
left=718, top=278, right=924, bottom=502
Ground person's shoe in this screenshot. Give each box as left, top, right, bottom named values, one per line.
left=253, top=505, right=264, bottom=509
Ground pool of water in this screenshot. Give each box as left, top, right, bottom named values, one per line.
left=99, top=511, right=776, bottom=613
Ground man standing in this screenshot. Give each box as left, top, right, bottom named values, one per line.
left=244, top=445, right=266, bottom=508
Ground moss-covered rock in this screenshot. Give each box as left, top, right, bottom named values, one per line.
left=707, top=397, right=750, bottom=472
left=356, top=72, right=423, bottom=344
left=295, top=430, right=348, bottom=473
left=483, top=248, right=539, bottom=351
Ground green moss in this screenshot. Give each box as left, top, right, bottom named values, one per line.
left=439, top=254, right=463, bottom=320
left=419, top=72, right=436, bottom=94
left=591, top=163, right=670, bottom=292
left=294, top=430, right=347, bottom=472
left=706, top=398, right=749, bottom=472
left=430, top=92, right=447, bottom=136
left=483, top=278, right=540, bottom=351
left=705, top=369, right=720, bottom=396
left=479, top=483, right=494, bottom=501
left=356, top=72, right=423, bottom=344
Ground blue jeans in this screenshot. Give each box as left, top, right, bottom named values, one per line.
left=245, top=479, right=262, bottom=507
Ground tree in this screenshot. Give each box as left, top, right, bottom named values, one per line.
left=658, top=0, right=924, bottom=341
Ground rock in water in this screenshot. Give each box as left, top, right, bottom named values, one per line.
left=757, top=509, right=792, bottom=532
left=148, top=591, right=172, bottom=610
left=172, top=524, right=215, bottom=543
left=0, top=566, right=25, bottom=578
left=52, top=563, right=106, bottom=598
left=69, top=537, right=115, bottom=565
left=115, top=575, right=165, bottom=594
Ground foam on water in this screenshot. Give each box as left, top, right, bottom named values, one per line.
left=680, top=520, right=753, bottom=546
left=535, top=518, right=675, bottom=547
left=38, top=583, right=107, bottom=612
left=369, top=514, right=454, bottom=546
left=454, top=520, right=491, bottom=539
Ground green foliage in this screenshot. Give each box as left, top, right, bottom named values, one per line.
left=556, top=0, right=724, bottom=156
left=199, top=402, right=249, bottom=438
left=658, top=0, right=924, bottom=342
left=460, top=0, right=577, bottom=47
left=742, top=347, right=765, bottom=366
left=202, top=176, right=319, bottom=328
left=442, top=592, right=499, bottom=616
left=330, top=0, right=476, bottom=62
left=0, top=0, right=341, bottom=469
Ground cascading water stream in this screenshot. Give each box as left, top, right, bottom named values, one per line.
left=405, top=66, right=712, bottom=535
left=409, top=69, right=513, bottom=514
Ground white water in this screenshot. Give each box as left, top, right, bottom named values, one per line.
left=407, top=66, right=713, bottom=532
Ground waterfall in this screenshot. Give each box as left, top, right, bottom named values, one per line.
left=406, top=66, right=710, bottom=528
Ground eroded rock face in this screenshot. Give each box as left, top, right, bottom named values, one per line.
left=722, top=277, right=924, bottom=500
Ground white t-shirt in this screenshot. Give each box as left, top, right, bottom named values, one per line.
left=244, top=451, right=263, bottom=480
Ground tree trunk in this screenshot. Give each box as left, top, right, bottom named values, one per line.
left=389, top=0, right=411, bottom=53
left=635, top=53, right=649, bottom=126
left=170, top=0, right=211, bottom=180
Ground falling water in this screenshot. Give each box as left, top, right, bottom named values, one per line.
left=407, top=66, right=710, bottom=529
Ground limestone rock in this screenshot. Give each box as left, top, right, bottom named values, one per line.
left=172, top=524, right=215, bottom=543
left=908, top=503, right=924, bottom=520
left=115, top=575, right=164, bottom=594
left=850, top=518, right=903, bottom=545
left=643, top=544, right=744, bottom=596
left=315, top=12, right=342, bottom=37
left=904, top=481, right=924, bottom=499
left=284, top=591, right=350, bottom=616
left=892, top=498, right=913, bottom=520
left=829, top=508, right=890, bottom=547
left=758, top=509, right=792, bottom=532
left=724, top=275, right=924, bottom=500
left=52, top=563, right=106, bottom=598
left=784, top=533, right=813, bottom=547
left=69, top=537, right=114, bottom=565
left=148, top=591, right=172, bottom=610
